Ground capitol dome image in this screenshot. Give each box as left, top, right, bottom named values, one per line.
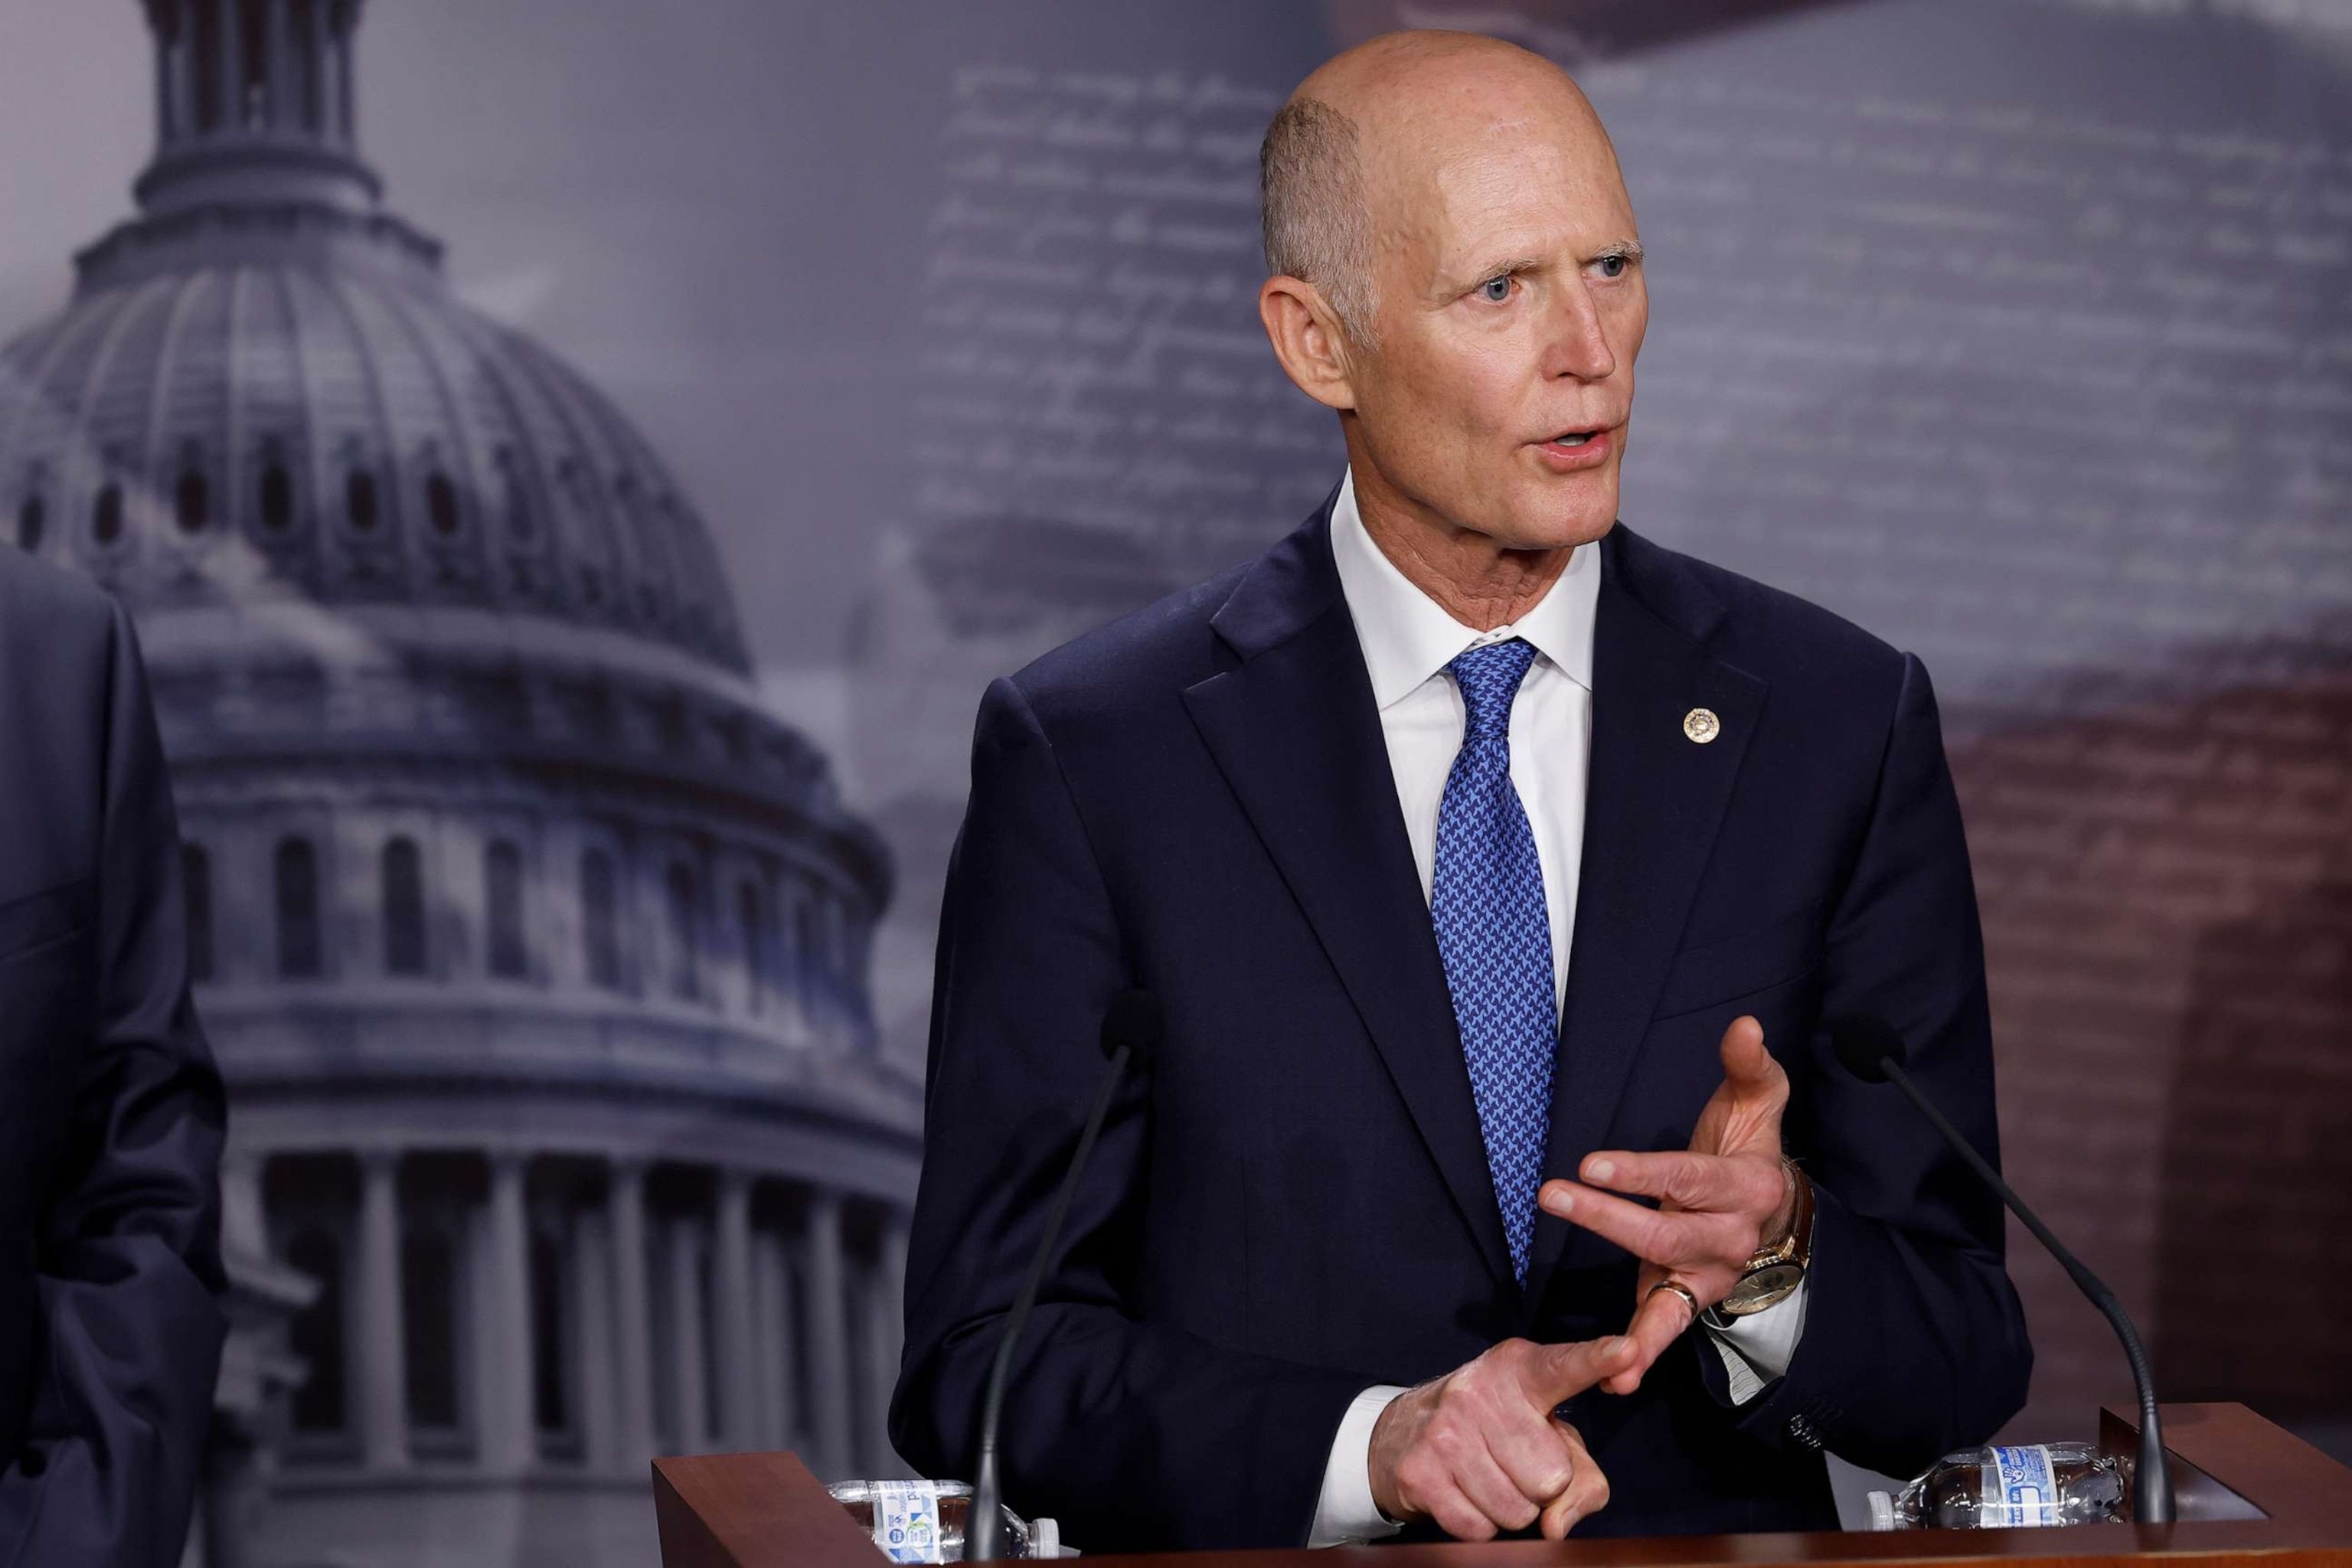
left=0, top=3, right=917, bottom=1564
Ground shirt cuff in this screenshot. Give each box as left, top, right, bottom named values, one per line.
left=1308, top=1385, right=1410, bottom=1547
left=1704, top=1275, right=1811, bottom=1405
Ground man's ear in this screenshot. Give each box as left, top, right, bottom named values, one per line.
left=1258, top=275, right=1361, bottom=411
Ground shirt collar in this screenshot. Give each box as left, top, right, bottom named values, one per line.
left=1329, top=466, right=1601, bottom=710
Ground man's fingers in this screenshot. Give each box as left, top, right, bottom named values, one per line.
left=1567, top=1150, right=1751, bottom=1210
left=1387, top=1345, right=1628, bottom=1541
left=1449, top=1439, right=1543, bottom=1537
left=1601, top=1281, right=1694, bottom=1396
left=1524, top=1333, right=1636, bottom=1406
left=1538, top=1180, right=1720, bottom=1268
left=1416, top=1478, right=1504, bottom=1544
left=1485, top=1400, right=1580, bottom=1508
left=1537, top=1419, right=1609, bottom=1539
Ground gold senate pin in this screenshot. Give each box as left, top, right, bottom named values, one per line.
left=1683, top=707, right=1720, bottom=744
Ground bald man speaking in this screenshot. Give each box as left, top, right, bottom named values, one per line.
left=891, top=31, right=2029, bottom=1550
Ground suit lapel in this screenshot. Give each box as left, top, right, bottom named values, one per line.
left=1520, top=525, right=1768, bottom=1324
left=1183, top=506, right=1514, bottom=1289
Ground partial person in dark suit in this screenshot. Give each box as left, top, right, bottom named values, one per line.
left=891, top=31, right=2028, bottom=1550
left=0, top=548, right=227, bottom=1566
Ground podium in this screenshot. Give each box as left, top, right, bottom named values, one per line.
left=652, top=1403, right=2352, bottom=1567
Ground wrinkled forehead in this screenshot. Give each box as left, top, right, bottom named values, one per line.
left=1366, top=106, right=1636, bottom=283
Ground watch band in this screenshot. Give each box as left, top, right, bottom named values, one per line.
left=1706, top=1160, right=1814, bottom=1321
left=1763, top=1157, right=1812, bottom=1261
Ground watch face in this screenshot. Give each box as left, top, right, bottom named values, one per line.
left=1722, top=1263, right=1805, bottom=1315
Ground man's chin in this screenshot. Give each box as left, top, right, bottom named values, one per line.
left=1504, top=463, right=1619, bottom=542
left=1504, top=496, right=1618, bottom=554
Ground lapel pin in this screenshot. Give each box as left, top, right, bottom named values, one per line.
left=1683, top=707, right=1720, bottom=744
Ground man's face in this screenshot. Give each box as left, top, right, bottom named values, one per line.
left=1348, top=105, right=1647, bottom=550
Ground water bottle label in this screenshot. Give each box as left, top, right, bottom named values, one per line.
left=873, top=1481, right=946, bottom=1563
left=1979, top=1445, right=2060, bottom=1527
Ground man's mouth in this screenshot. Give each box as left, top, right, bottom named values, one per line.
left=1534, top=427, right=1613, bottom=468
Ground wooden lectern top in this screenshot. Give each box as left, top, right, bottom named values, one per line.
left=652, top=1403, right=2352, bottom=1568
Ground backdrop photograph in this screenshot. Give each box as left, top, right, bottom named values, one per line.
left=0, top=0, right=2346, bottom=1563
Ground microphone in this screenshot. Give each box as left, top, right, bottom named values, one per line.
left=1825, top=1014, right=2174, bottom=1526
left=968, top=990, right=1163, bottom=1560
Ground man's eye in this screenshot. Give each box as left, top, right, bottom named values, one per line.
left=1478, top=275, right=1514, bottom=302
left=1596, top=254, right=1628, bottom=279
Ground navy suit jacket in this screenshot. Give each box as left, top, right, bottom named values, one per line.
left=890, top=496, right=2030, bottom=1550
left=0, top=552, right=226, bottom=1567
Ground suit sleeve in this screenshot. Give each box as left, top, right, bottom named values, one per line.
left=0, top=600, right=227, bottom=1568
left=1711, top=651, right=2032, bottom=1475
left=888, top=677, right=1367, bottom=1552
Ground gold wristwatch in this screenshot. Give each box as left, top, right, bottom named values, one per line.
left=1706, top=1159, right=1815, bottom=1321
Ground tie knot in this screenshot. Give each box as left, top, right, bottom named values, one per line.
left=1448, top=638, right=1539, bottom=740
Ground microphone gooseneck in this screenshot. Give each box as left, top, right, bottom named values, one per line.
left=1821, top=1014, right=2174, bottom=1526
left=968, top=991, right=1164, bottom=1560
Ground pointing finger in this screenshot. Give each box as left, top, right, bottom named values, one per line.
left=1600, top=1281, right=1694, bottom=1396
left=1537, top=1180, right=1716, bottom=1268
left=1524, top=1334, right=1636, bottom=1407
left=1573, top=1151, right=1748, bottom=1210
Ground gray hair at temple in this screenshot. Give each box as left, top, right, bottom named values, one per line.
left=1259, top=96, right=1380, bottom=348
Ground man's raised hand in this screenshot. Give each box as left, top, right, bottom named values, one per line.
left=1536, top=1014, right=1795, bottom=1394
left=1367, top=1335, right=1635, bottom=1540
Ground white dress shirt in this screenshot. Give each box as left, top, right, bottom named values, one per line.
left=1306, top=470, right=1810, bottom=1546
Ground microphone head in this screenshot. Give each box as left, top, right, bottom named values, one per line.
left=1099, top=989, right=1163, bottom=1068
left=1827, top=1012, right=1908, bottom=1083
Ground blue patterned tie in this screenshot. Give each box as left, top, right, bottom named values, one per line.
left=1429, top=638, right=1557, bottom=1282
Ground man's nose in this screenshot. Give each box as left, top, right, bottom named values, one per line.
left=1542, top=280, right=1619, bottom=383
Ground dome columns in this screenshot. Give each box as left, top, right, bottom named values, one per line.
left=569, top=1201, right=625, bottom=1475
left=660, top=1209, right=710, bottom=1461
left=802, top=1187, right=855, bottom=1479
left=480, top=1150, right=537, bottom=1475
left=353, top=1146, right=410, bottom=1473
left=871, top=1210, right=910, bottom=1459
left=152, top=0, right=192, bottom=149
left=750, top=1225, right=801, bottom=1453
left=252, top=1143, right=910, bottom=1481
left=145, top=0, right=354, bottom=143
left=714, top=1170, right=760, bottom=1452
left=325, top=0, right=358, bottom=146
left=136, top=0, right=381, bottom=217
left=606, top=1159, right=658, bottom=1476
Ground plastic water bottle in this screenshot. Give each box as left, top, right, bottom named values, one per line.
left=828, top=1478, right=1062, bottom=1560
left=1865, top=1442, right=2131, bottom=1529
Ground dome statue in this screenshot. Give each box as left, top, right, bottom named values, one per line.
left=0, top=5, right=916, bottom=1564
